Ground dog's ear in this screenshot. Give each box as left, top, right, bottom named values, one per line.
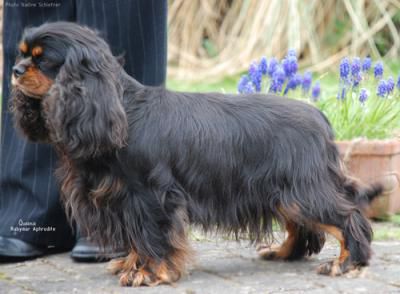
left=10, top=89, right=50, bottom=142
left=45, top=44, right=128, bottom=159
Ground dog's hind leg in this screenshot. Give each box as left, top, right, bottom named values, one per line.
left=257, top=227, right=325, bottom=261
left=258, top=208, right=325, bottom=261
left=283, top=224, right=325, bottom=260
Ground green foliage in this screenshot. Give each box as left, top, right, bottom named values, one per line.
left=324, top=18, right=349, bottom=47
left=391, top=214, right=400, bottom=225
left=167, top=75, right=239, bottom=93
left=315, top=81, right=400, bottom=140
left=372, top=215, right=400, bottom=241
left=202, top=38, right=219, bottom=58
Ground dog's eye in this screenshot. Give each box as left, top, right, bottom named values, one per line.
left=35, top=57, right=52, bottom=68
left=39, top=57, right=49, bottom=64
left=16, top=51, right=26, bottom=60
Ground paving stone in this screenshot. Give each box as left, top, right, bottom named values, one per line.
left=1, top=237, right=400, bottom=293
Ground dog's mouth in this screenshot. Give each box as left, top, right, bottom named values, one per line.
left=11, top=74, right=49, bottom=99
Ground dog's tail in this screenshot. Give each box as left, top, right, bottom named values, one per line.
left=343, top=177, right=384, bottom=208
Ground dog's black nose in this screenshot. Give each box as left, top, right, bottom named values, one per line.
left=13, top=65, right=26, bottom=78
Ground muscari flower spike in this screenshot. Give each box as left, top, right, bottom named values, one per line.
left=282, top=55, right=298, bottom=78
left=301, top=71, right=312, bottom=93
left=351, top=57, right=361, bottom=77
left=359, top=88, right=369, bottom=104
left=337, top=86, right=347, bottom=100
left=339, top=57, right=350, bottom=81
left=269, top=66, right=286, bottom=93
left=374, top=61, right=384, bottom=79
left=377, top=79, right=387, bottom=97
left=284, top=73, right=302, bottom=94
left=287, top=48, right=297, bottom=57
left=311, top=81, right=321, bottom=101
left=242, top=81, right=255, bottom=94
left=258, top=57, right=268, bottom=75
left=237, top=75, right=250, bottom=93
left=267, top=57, right=279, bottom=77
left=353, top=72, right=362, bottom=88
left=387, top=76, right=395, bottom=94
left=249, top=62, right=262, bottom=92
left=362, top=57, right=372, bottom=72
left=397, top=75, right=400, bottom=90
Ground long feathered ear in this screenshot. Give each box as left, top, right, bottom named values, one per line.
left=44, top=42, right=128, bottom=159
left=10, top=89, right=50, bottom=142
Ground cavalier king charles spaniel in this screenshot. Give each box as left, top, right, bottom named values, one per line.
left=11, top=22, right=383, bottom=286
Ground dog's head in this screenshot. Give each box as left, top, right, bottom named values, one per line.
left=12, top=22, right=128, bottom=158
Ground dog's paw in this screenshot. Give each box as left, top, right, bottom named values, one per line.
left=108, top=252, right=180, bottom=287
left=118, top=263, right=178, bottom=287
left=317, top=260, right=360, bottom=277
left=257, top=244, right=287, bottom=260
left=108, top=258, right=126, bottom=275
left=317, top=260, right=343, bottom=276
left=119, top=268, right=158, bottom=287
left=258, top=249, right=280, bottom=260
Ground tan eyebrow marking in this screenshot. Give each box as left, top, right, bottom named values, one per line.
left=19, top=42, right=28, bottom=54
left=32, top=46, right=43, bottom=57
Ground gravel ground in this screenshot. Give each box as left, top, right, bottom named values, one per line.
left=1, top=233, right=400, bottom=294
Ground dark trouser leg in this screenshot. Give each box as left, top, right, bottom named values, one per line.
left=75, top=0, right=167, bottom=85
left=70, top=0, right=168, bottom=260
left=0, top=0, right=76, bottom=249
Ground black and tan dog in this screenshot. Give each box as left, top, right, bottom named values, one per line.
left=11, top=22, right=382, bottom=286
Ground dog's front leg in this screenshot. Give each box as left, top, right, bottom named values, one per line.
left=108, top=190, right=192, bottom=287
left=109, top=247, right=188, bottom=287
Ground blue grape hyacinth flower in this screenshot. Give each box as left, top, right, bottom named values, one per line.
left=237, top=75, right=250, bottom=93
left=249, top=62, right=262, bottom=92
left=377, top=79, right=387, bottom=97
left=244, top=82, right=255, bottom=94
left=241, top=82, right=255, bottom=94
left=362, top=57, right=372, bottom=72
left=359, top=88, right=368, bottom=104
left=284, top=73, right=302, bottom=94
left=267, top=57, right=279, bottom=77
left=269, top=66, right=286, bottom=93
left=311, top=81, right=321, bottom=101
left=352, top=72, right=362, bottom=88
left=374, top=62, right=384, bottom=79
left=287, top=48, right=297, bottom=57
left=282, top=55, right=298, bottom=78
left=301, top=71, right=312, bottom=93
left=339, top=57, right=350, bottom=80
left=337, top=86, right=347, bottom=100
left=397, top=75, right=400, bottom=90
left=258, top=57, right=268, bottom=75
left=351, top=57, right=361, bottom=77
left=387, top=76, right=395, bottom=94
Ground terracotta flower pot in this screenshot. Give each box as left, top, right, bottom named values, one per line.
left=336, top=139, right=400, bottom=219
